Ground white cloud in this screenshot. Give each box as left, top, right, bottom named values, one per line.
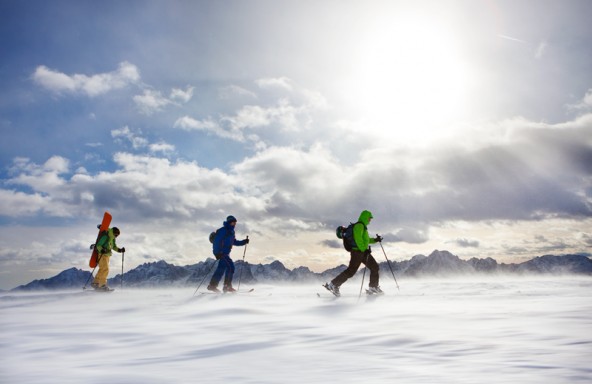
left=32, top=61, right=140, bottom=97
left=219, top=85, right=257, bottom=100
left=173, top=116, right=245, bottom=141
left=170, top=86, right=194, bottom=103
left=149, top=142, right=175, bottom=154
left=0, top=189, right=48, bottom=216
left=256, top=77, right=293, bottom=91
left=133, top=89, right=173, bottom=115
left=535, top=40, right=548, bottom=59
left=111, top=126, right=149, bottom=149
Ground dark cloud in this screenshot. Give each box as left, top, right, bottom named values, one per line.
left=320, top=239, right=342, bottom=249
left=455, top=238, right=480, bottom=248
left=384, top=228, right=429, bottom=244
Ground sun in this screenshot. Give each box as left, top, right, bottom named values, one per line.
left=344, top=16, right=470, bottom=144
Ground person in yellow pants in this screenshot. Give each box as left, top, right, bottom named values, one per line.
left=92, top=227, right=125, bottom=291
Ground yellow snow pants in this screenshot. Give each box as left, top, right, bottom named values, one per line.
left=93, top=254, right=111, bottom=287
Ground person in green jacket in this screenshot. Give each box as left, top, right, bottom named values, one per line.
left=92, top=227, right=125, bottom=291
left=325, top=210, right=383, bottom=296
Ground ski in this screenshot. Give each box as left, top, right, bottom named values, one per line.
left=83, top=286, right=115, bottom=293
left=199, top=288, right=254, bottom=296
left=365, top=289, right=385, bottom=296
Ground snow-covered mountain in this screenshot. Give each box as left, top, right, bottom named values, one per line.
left=11, top=251, right=592, bottom=291
left=14, top=268, right=92, bottom=291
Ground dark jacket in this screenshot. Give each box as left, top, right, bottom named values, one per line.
left=212, top=220, right=247, bottom=257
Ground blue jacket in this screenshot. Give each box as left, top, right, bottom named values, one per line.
left=212, top=220, right=247, bottom=256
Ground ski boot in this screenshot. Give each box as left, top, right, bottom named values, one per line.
left=323, top=282, right=341, bottom=297
left=366, top=286, right=384, bottom=295
left=95, top=285, right=113, bottom=292
left=207, top=284, right=221, bottom=293
left=223, top=285, right=237, bottom=293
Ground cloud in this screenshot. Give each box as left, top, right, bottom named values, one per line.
left=111, top=126, right=175, bottom=155
left=454, top=238, right=480, bottom=248
left=498, top=34, right=527, bottom=44
left=133, top=89, right=173, bottom=115
left=320, top=239, right=342, bottom=249
left=0, top=189, right=48, bottom=216
left=173, top=116, right=245, bottom=141
left=3, top=112, right=591, bottom=231
left=535, top=40, right=548, bottom=59
left=32, top=61, right=140, bottom=97
left=111, top=126, right=149, bottom=149
left=170, top=86, right=194, bottom=103
left=149, top=142, right=175, bottom=154
left=385, top=228, right=430, bottom=244
left=219, top=85, right=257, bottom=100
left=256, top=77, right=293, bottom=91
left=568, top=89, right=592, bottom=112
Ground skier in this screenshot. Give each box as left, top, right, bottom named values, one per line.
left=92, top=227, right=125, bottom=291
left=208, top=215, right=249, bottom=293
left=325, top=210, right=383, bottom=296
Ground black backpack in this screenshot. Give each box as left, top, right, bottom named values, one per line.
left=336, top=222, right=364, bottom=252
left=209, top=229, right=219, bottom=244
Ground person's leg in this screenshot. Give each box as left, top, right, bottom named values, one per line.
left=331, top=250, right=364, bottom=287
left=209, top=257, right=228, bottom=288
left=95, top=255, right=111, bottom=287
left=363, top=253, right=380, bottom=288
left=222, top=256, right=235, bottom=288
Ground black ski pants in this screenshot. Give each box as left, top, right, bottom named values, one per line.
left=332, top=249, right=380, bottom=288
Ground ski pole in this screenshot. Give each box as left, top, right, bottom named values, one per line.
left=237, top=236, right=249, bottom=291
left=193, top=259, right=218, bottom=296
left=83, top=253, right=102, bottom=290
left=121, top=251, right=125, bottom=290
left=358, top=251, right=370, bottom=299
left=378, top=237, right=400, bottom=291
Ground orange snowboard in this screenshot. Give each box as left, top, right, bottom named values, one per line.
left=89, top=212, right=112, bottom=268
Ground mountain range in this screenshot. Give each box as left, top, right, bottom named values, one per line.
left=10, top=250, right=592, bottom=291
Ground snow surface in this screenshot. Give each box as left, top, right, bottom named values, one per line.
left=1, top=277, right=591, bottom=384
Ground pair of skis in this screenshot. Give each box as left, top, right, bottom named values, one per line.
left=322, top=283, right=384, bottom=298
left=199, top=288, right=255, bottom=296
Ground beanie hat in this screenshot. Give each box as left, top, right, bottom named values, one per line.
left=226, top=215, right=237, bottom=223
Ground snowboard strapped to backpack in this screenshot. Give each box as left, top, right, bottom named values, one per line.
left=336, top=221, right=365, bottom=252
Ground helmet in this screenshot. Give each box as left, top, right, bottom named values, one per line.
left=112, top=227, right=120, bottom=236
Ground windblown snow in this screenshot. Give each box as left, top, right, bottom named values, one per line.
left=1, top=277, right=591, bottom=383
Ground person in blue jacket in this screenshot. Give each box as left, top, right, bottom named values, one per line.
left=208, top=215, right=249, bottom=293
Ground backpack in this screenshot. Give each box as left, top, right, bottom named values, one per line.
left=209, top=227, right=232, bottom=257
left=336, top=222, right=364, bottom=252
left=208, top=230, right=218, bottom=244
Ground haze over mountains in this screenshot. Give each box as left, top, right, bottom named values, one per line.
left=11, top=250, right=592, bottom=291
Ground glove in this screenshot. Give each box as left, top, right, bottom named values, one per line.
left=375, top=235, right=383, bottom=242
left=119, top=247, right=126, bottom=253
left=245, top=238, right=250, bottom=244
left=214, top=253, right=223, bottom=260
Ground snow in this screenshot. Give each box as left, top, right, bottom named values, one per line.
left=1, top=277, right=591, bottom=383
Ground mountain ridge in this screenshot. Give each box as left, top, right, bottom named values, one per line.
left=10, top=250, right=592, bottom=291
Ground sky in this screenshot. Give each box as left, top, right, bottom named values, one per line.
left=1, top=0, right=591, bottom=289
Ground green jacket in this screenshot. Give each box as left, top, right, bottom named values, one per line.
left=96, top=228, right=122, bottom=256
left=353, top=210, right=376, bottom=252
